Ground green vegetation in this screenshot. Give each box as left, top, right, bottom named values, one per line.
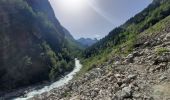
left=155, top=47, right=169, bottom=55
left=63, top=27, right=84, bottom=57
left=0, top=0, right=79, bottom=91
left=80, top=0, right=170, bottom=75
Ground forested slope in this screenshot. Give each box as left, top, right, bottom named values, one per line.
left=81, top=0, right=170, bottom=73
left=0, top=0, right=80, bottom=93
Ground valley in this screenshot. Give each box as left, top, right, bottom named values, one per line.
left=0, top=0, right=170, bottom=100
left=31, top=16, right=170, bottom=100
left=14, top=59, right=82, bottom=100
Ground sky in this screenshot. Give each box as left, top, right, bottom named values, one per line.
left=49, top=0, right=153, bottom=39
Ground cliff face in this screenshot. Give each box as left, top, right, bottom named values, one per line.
left=0, top=0, right=76, bottom=92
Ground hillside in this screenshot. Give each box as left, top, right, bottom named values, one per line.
left=63, top=27, right=85, bottom=55
left=77, top=38, right=98, bottom=47
left=81, top=0, right=170, bottom=73
left=0, top=0, right=80, bottom=95
left=29, top=0, right=170, bottom=99
left=32, top=3, right=170, bottom=100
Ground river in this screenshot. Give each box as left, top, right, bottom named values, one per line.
left=13, top=58, right=82, bottom=100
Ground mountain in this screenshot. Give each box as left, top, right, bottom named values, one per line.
left=77, top=38, right=98, bottom=47
left=0, top=0, right=80, bottom=93
left=82, top=0, right=170, bottom=71
left=31, top=0, right=170, bottom=99
left=63, top=27, right=85, bottom=54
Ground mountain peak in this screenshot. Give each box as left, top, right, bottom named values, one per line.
left=77, top=38, right=98, bottom=47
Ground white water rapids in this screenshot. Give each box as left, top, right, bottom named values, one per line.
left=14, top=58, right=82, bottom=100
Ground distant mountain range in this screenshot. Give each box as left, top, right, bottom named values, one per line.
left=77, top=38, right=98, bottom=47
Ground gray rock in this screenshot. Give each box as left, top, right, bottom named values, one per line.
left=125, top=54, right=134, bottom=63
left=133, top=51, right=141, bottom=57
left=164, top=32, right=170, bottom=41
left=115, top=61, right=121, bottom=65
left=133, top=93, right=141, bottom=98
left=128, top=74, right=137, bottom=80
left=114, top=74, right=122, bottom=78
left=121, top=86, right=132, bottom=98
left=159, top=75, right=167, bottom=81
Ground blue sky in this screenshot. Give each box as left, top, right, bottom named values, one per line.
left=49, top=0, right=153, bottom=39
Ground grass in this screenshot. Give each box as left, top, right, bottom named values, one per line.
left=140, top=16, right=170, bottom=37
left=77, top=1, right=170, bottom=78
left=155, top=47, right=169, bottom=55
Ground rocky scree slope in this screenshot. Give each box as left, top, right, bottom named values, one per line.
left=80, top=0, right=170, bottom=75
left=32, top=12, right=170, bottom=100
left=32, top=22, right=170, bottom=100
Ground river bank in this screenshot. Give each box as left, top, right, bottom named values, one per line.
left=0, top=59, right=82, bottom=100
left=31, top=31, right=170, bottom=100
left=14, top=59, right=82, bottom=100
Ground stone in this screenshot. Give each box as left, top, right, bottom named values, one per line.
left=128, top=74, right=137, bottom=80
left=144, top=41, right=149, bottom=46
left=121, top=86, right=132, bottom=98
left=133, top=51, right=141, bottom=57
left=90, top=90, right=98, bottom=98
left=115, top=61, right=121, bottom=65
left=114, top=74, right=122, bottom=78
left=159, top=75, right=167, bottom=81
left=133, top=93, right=141, bottom=98
left=164, top=33, right=170, bottom=41
left=125, top=54, right=134, bottom=63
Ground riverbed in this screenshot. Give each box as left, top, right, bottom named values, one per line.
left=13, top=58, right=82, bottom=100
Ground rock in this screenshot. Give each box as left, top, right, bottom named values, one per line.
left=128, top=74, right=137, bottom=80
left=153, top=53, right=170, bottom=65
left=125, top=51, right=142, bottom=63
left=152, top=63, right=168, bottom=72
left=133, top=51, right=141, bottom=57
left=159, top=55, right=169, bottom=62
left=108, top=59, right=114, bottom=64
left=127, top=54, right=134, bottom=58
left=115, top=61, right=121, bottom=65
left=164, top=32, right=170, bottom=41
left=117, top=80, right=123, bottom=87
left=159, top=75, right=167, bottom=81
left=125, top=54, right=134, bottom=63
left=120, top=84, right=126, bottom=88
left=29, top=29, right=170, bottom=100
left=159, top=62, right=167, bottom=67
left=133, top=93, right=141, bottom=98
left=114, top=74, right=122, bottom=78
left=144, top=41, right=150, bottom=46
left=121, top=86, right=132, bottom=98
left=90, top=90, right=98, bottom=98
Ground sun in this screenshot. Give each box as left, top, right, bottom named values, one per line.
left=59, top=0, right=87, bottom=12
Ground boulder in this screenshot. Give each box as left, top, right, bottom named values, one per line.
left=121, top=86, right=132, bottom=98
left=164, top=32, right=170, bottom=41
left=125, top=54, right=134, bottom=63
left=128, top=74, right=137, bottom=80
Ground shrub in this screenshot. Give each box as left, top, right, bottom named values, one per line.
left=155, top=47, right=169, bottom=55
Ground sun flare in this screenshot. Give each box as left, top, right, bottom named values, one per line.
left=59, top=0, right=87, bottom=12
